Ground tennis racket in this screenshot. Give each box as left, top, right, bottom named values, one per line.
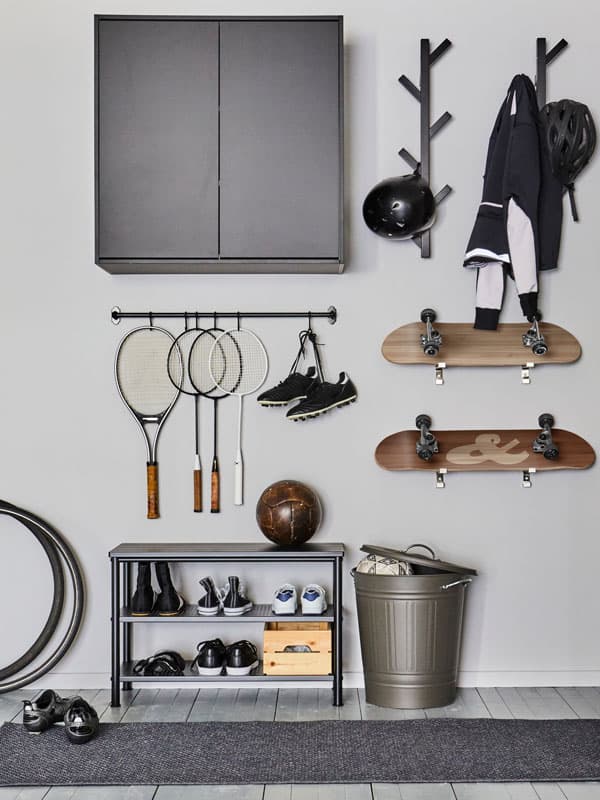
left=115, top=325, right=181, bottom=519
left=189, top=324, right=236, bottom=513
left=209, top=327, right=268, bottom=506
left=167, top=315, right=206, bottom=513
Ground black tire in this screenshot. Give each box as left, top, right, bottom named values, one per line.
left=415, top=414, right=432, bottom=429
left=538, top=413, right=554, bottom=429
left=0, top=500, right=85, bottom=694
left=543, top=447, right=560, bottom=460
left=420, top=308, right=436, bottom=324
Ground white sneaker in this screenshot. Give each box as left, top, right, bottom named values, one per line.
left=272, top=584, right=297, bottom=615
left=301, top=584, right=327, bottom=615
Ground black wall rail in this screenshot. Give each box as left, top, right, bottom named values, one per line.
left=111, top=306, right=338, bottom=325
left=535, top=37, right=568, bottom=108
left=398, top=38, right=453, bottom=258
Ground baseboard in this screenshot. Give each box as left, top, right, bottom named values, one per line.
left=25, top=670, right=600, bottom=691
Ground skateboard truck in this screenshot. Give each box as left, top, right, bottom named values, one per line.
left=533, top=413, right=560, bottom=460
left=522, top=314, right=549, bottom=357
left=420, top=309, right=443, bottom=357
left=415, top=414, right=439, bottom=462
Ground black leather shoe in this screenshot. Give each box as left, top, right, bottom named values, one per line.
left=222, top=576, right=253, bottom=616
left=64, top=697, right=99, bottom=744
left=155, top=561, right=184, bottom=616
left=131, top=562, right=155, bottom=616
left=225, top=640, right=259, bottom=676
left=192, top=639, right=226, bottom=676
left=286, top=372, right=357, bottom=421
left=22, top=689, right=74, bottom=734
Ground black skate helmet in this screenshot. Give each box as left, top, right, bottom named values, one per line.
left=541, top=99, right=596, bottom=221
left=362, top=169, right=436, bottom=240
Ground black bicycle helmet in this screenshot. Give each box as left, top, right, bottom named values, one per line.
left=362, top=170, right=436, bottom=240
left=541, top=99, right=596, bottom=221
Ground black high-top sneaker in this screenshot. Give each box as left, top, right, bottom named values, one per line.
left=286, top=372, right=357, bottom=421
left=197, top=576, right=221, bottom=616
left=221, top=576, right=253, bottom=616
left=192, top=639, right=226, bottom=676
left=257, top=367, right=320, bottom=407
left=131, top=562, right=155, bottom=616
left=225, top=640, right=259, bottom=676
left=154, top=561, right=185, bottom=616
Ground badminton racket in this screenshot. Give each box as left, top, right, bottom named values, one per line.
left=209, top=324, right=268, bottom=506
left=167, top=314, right=206, bottom=513
left=115, top=324, right=181, bottom=519
left=189, top=319, right=237, bottom=513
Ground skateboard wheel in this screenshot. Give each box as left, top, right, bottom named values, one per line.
left=424, top=344, right=439, bottom=357
left=543, top=447, right=559, bottom=460
left=415, top=414, right=432, bottom=429
left=417, top=449, right=433, bottom=462
left=533, top=343, right=548, bottom=356
left=420, top=308, right=437, bottom=324
left=538, top=413, right=554, bottom=429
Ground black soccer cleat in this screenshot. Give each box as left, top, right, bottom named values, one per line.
left=192, top=639, right=226, bottom=676
left=131, top=562, right=155, bottom=616
left=22, top=690, right=74, bottom=734
left=63, top=697, right=99, bottom=744
left=224, top=640, right=259, bottom=676
left=257, top=367, right=320, bottom=407
left=154, top=561, right=185, bottom=616
left=286, top=372, right=357, bottom=421
left=221, top=576, right=253, bottom=616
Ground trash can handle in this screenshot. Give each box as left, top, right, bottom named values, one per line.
left=404, top=543, right=436, bottom=559
left=441, top=577, right=473, bottom=590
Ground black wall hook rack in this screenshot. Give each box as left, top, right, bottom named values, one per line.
left=398, top=38, right=453, bottom=259
left=111, top=306, right=338, bottom=325
left=536, top=37, right=568, bottom=108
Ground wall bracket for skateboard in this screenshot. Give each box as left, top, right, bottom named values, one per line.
left=375, top=414, right=595, bottom=488
left=382, top=309, right=581, bottom=385
left=398, top=39, right=453, bottom=258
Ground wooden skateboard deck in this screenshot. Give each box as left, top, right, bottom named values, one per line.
left=382, top=322, right=581, bottom=367
left=375, top=428, right=595, bottom=473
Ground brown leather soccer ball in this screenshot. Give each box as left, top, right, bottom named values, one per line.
left=256, top=480, right=322, bottom=546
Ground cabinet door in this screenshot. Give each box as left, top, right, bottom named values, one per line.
left=219, top=20, right=342, bottom=260
left=96, top=19, right=219, bottom=260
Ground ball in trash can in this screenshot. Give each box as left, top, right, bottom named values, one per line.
left=256, top=480, right=322, bottom=546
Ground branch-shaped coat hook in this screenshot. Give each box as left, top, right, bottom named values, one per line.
left=398, top=38, right=453, bottom=258
left=535, top=38, right=568, bottom=108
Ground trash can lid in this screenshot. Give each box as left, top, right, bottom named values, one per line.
left=360, top=544, right=477, bottom=576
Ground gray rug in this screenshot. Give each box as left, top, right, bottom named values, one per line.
left=1, top=719, right=599, bottom=785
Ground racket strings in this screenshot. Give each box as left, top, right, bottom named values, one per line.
left=167, top=330, right=200, bottom=395
left=116, top=329, right=179, bottom=416
left=189, top=331, right=228, bottom=395
left=210, top=330, right=268, bottom=396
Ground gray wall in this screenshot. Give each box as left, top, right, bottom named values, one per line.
left=1, top=0, right=598, bottom=688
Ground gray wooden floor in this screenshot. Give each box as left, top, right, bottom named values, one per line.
left=1, top=687, right=600, bottom=799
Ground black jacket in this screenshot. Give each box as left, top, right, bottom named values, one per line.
left=464, top=75, right=563, bottom=329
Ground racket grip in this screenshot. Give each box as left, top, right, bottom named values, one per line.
left=234, top=454, right=243, bottom=506
left=147, top=463, right=159, bottom=519
left=211, top=460, right=220, bottom=513
left=193, top=468, right=202, bottom=513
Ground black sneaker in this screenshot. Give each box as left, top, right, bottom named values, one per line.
left=197, top=576, right=221, bottom=616
left=22, top=690, right=74, bottom=734
left=286, top=372, right=357, bottom=421
left=257, top=367, right=319, bottom=407
left=63, top=698, right=99, bottom=744
left=154, top=561, right=185, bottom=616
left=192, top=639, right=226, bottom=676
left=225, top=640, right=259, bottom=676
left=221, top=576, right=253, bottom=616
left=131, top=562, right=155, bottom=616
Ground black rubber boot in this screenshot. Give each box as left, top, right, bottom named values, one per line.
left=131, top=562, right=155, bottom=616
left=155, top=561, right=184, bottom=616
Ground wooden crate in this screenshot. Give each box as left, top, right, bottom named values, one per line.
left=263, top=621, right=332, bottom=676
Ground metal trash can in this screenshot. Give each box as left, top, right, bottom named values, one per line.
left=353, top=544, right=477, bottom=709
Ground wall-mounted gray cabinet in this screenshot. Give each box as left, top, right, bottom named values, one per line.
left=95, top=16, right=344, bottom=274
